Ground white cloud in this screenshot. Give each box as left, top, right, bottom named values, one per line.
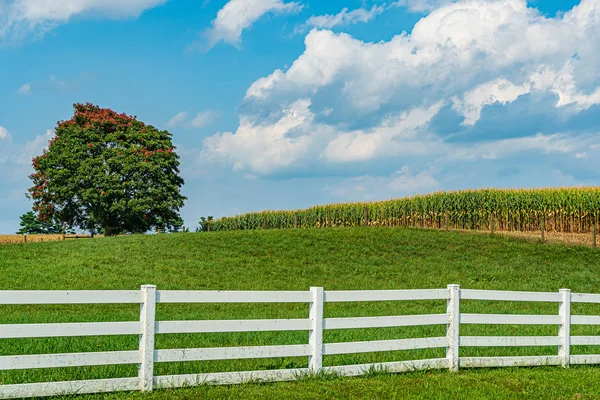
left=167, top=112, right=189, bottom=128
left=391, top=0, right=455, bottom=13
left=453, top=79, right=531, bottom=125
left=0, top=0, right=168, bottom=42
left=16, top=83, right=31, bottom=95
left=245, top=0, right=600, bottom=112
left=531, top=62, right=600, bottom=111
left=0, top=126, right=9, bottom=140
left=190, top=110, right=220, bottom=128
left=203, top=0, right=302, bottom=50
left=167, top=110, right=220, bottom=129
left=446, top=133, right=598, bottom=162
left=202, top=99, right=315, bottom=174
left=302, top=5, right=384, bottom=30
left=205, top=0, right=600, bottom=176
left=323, top=102, right=443, bottom=162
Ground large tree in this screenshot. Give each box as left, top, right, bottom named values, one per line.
left=28, top=103, right=186, bottom=236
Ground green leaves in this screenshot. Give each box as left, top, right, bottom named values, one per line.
left=28, top=103, right=186, bottom=235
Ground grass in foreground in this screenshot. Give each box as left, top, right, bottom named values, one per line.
left=0, top=228, right=600, bottom=398
left=76, top=367, right=600, bottom=400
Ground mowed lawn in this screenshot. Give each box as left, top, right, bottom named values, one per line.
left=1, top=228, right=600, bottom=399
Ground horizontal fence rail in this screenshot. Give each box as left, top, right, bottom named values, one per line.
left=1, top=285, right=600, bottom=398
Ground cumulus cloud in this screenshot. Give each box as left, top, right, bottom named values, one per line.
left=203, top=0, right=302, bottom=50
left=167, top=110, right=220, bottom=129
left=453, top=79, right=531, bottom=125
left=203, top=99, right=316, bottom=174
left=323, top=102, right=443, bottom=162
left=0, top=0, right=168, bottom=42
left=204, top=0, right=600, bottom=177
left=300, top=5, right=384, bottom=30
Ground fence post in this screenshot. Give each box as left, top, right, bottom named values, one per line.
left=23, top=234, right=27, bottom=244
left=294, top=214, right=298, bottom=229
left=139, top=284, right=157, bottom=392
left=447, top=284, right=460, bottom=372
left=363, top=206, right=368, bottom=227
left=593, top=221, right=597, bottom=248
left=490, top=212, right=495, bottom=235
left=308, top=287, right=324, bottom=373
left=559, top=288, right=571, bottom=368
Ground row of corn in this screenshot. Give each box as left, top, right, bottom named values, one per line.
left=207, top=187, right=600, bottom=233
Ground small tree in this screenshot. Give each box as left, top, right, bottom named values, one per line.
left=28, top=103, right=186, bottom=235
left=16, top=211, right=63, bottom=234
left=155, top=216, right=184, bottom=233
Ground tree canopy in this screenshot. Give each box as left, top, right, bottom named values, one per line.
left=28, top=103, right=186, bottom=235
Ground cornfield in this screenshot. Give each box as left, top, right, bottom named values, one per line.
left=0, top=234, right=65, bottom=244
left=208, top=187, right=600, bottom=234
left=0, top=234, right=99, bottom=245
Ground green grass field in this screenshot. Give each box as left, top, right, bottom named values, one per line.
left=1, top=228, right=600, bottom=399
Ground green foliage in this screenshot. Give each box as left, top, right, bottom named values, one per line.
left=156, top=216, right=185, bottom=233
left=16, top=211, right=64, bottom=234
left=208, top=187, right=600, bottom=233
left=28, top=103, right=186, bottom=236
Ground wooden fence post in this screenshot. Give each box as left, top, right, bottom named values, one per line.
left=447, top=284, right=460, bottom=372
left=444, top=211, right=449, bottom=231
left=23, top=235, right=27, bottom=244
left=490, top=213, right=495, bottom=235
left=263, top=215, right=268, bottom=230
left=294, top=214, right=298, bottom=229
left=308, top=287, right=324, bottom=373
left=139, top=284, right=156, bottom=392
left=364, top=206, right=368, bottom=227
left=558, top=288, right=571, bottom=368
left=327, top=209, right=331, bottom=228
left=593, top=222, right=597, bottom=248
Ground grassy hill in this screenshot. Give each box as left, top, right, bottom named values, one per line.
left=1, top=228, right=600, bottom=399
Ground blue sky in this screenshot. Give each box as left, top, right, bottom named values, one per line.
left=0, top=0, right=599, bottom=233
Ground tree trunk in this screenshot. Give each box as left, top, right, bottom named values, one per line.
left=105, top=226, right=117, bottom=236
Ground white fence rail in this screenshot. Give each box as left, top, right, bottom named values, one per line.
left=0, top=285, right=600, bottom=398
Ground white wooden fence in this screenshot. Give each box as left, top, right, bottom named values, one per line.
left=1, top=285, right=600, bottom=398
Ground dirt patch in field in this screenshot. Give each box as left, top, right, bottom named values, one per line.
left=463, top=229, right=598, bottom=248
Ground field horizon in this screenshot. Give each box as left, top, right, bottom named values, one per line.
left=1, top=228, right=600, bottom=398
